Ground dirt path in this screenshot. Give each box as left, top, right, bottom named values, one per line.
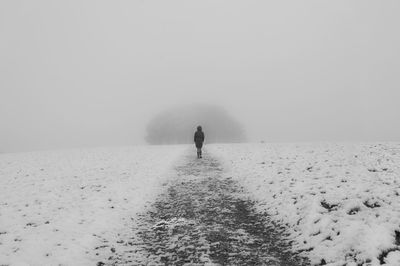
left=104, top=152, right=309, bottom=265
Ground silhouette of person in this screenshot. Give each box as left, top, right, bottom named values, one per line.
left=194, top=126, right=205, bottom=158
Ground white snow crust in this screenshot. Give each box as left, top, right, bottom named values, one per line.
left=2, top=143, right=400, bottom=266
left=0, top=145, right=185, bottom=266
left=209, top=143, right=400, bottom=266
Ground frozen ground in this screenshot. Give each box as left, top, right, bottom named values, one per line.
left=105, top=152, right=308, bottom=265
left=209, top=143, right=400, bottom=266
left=0, top=145, right=186, bottom=266
left=1, top=143, right=400, bottom=266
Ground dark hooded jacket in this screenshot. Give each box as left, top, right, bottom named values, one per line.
left=194, top=127, right=205, bottom=148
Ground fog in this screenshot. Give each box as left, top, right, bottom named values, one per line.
left=1, top=1, right=400, bottom=152
left=146, top=104, right=246, bottom=144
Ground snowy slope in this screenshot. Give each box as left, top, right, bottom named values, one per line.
left=0, top=145, right=186, bottom=266
left=209, top=143, right=400, bottom=266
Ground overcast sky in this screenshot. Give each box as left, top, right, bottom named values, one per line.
left=1, top=0, right=400, bottom=152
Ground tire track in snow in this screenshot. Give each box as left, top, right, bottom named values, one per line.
left=106, top=153, right=309, bottom=265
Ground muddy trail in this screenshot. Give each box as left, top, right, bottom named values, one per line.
left=106, top=153, right=309, bottom=265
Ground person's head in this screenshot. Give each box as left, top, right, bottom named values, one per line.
left=197, top=126, right=202, bottom=131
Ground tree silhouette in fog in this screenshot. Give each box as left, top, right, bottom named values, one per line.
left=146, top=105, right=246, bottom=144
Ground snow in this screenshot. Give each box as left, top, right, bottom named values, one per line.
left=209, top=143, right=400, bottom=266
left=0, top=145, right=186, bottom=266
left=2, top=142, right=400, bottom=265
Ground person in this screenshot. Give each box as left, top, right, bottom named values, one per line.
left=194, top=126, right=205, bottom=158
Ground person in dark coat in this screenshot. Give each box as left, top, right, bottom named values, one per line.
left=194, top=126, right=205, bottom=158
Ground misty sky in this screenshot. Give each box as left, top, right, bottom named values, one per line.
left=1, top=1, right=400, bottom=152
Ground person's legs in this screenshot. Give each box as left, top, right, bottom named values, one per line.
left=196, top=143, right=203, bottom=158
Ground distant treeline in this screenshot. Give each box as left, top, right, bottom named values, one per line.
left=146, top=104, right=246, bottom=144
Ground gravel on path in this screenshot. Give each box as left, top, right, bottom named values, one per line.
left=104, top=152, right=309, bottom=265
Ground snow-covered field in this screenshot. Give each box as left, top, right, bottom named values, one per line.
left=210, top=143, right=400, bottom=266
left=2, top=143, right=400, bottom=266
left=0, top=145, right=186, bottom=266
